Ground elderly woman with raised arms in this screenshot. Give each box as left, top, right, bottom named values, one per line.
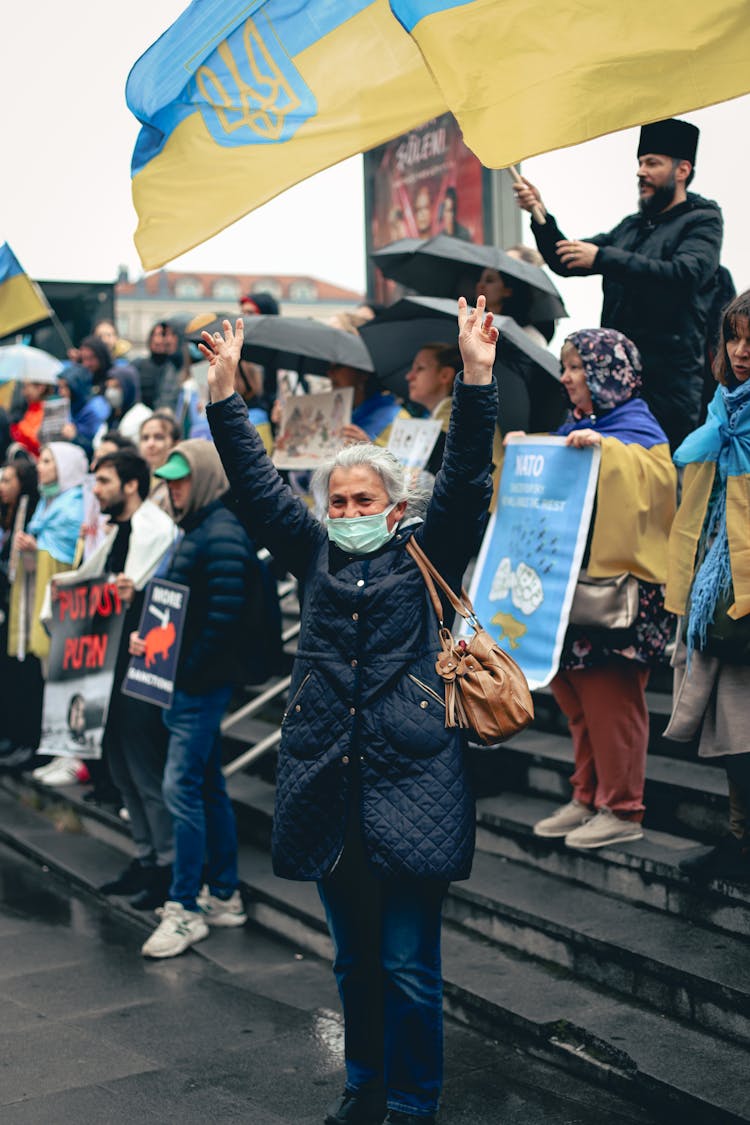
left=202, top=299, right=498, bottom=1125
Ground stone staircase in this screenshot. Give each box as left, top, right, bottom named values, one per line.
left=2, top=590, right=749, bottom=1121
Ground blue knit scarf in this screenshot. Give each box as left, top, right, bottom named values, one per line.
left=685, top=379, right=750, bottom=655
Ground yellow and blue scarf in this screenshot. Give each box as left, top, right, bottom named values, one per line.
left=667, top=381, right=750, bottom=636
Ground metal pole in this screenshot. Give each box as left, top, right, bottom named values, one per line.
left=223, top=728, right=282, bottom=776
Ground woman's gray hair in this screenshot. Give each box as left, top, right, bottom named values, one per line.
left=310, top=442, right=432, bottom=521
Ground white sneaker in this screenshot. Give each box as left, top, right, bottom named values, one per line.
left=197, top=885, right=247, bottom=927
left=533, top=799, right=593, bottom=838
left=141, top=901, right=209, bottom=958
left=38, top=757, right=84, bottom=787
left=32, top=757, right=65, bottom=780
left=565, top=808, right=644, bottom=850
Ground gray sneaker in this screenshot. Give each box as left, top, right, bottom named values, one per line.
left=565, top=808, right=644, bottom=850
left=197, top=885, right=247, bottom=927
left=533, top=799, right=593, bottom=838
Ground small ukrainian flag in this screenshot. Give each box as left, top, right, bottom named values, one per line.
left=0, top=244, right=51, bottom=338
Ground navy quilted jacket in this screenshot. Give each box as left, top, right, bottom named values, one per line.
left=167, top=498, right=258, bottom=694
left=207, top=376, right=497, bottom=882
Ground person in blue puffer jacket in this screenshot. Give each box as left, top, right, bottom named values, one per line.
left=57, top=362, right=110, bottom=459
left=202, top=299, right=499, bottom=1125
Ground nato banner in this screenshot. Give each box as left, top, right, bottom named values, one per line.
left=467, top=437, right=600, bottom=690
left=122, top=579, right=190, bottom=709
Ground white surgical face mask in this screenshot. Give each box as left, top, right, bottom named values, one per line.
left=326, top=501, right=397, bottom=554
left=105, top=386, right=124, bottom=410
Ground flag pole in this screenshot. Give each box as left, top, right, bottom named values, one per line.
left=34, top=283, right=75, bottom=354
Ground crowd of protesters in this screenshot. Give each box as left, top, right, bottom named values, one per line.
left=0, top=115, right=747, bottom=1125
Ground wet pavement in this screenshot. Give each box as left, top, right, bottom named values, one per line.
left=0, top=844, right=658, bottom=1124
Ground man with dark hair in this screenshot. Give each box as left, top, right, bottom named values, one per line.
left=514, top=118, right=724, bottom=447
left=51, top=449, right=177, bottom=903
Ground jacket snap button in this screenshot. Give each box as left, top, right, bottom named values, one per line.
left=341, top=755, right=350, bottom=765
left=295, top=704, right=301, bottom=712
left=351, top=659, right=358, bottom=668
left=356, top=579, right=365, bottom=587
left=349, top=707, right=356, bottom=716
left=360, top=755, right=366, bottom=763
left=420, top=700, right=429, bottom=709
left=352, top=612, right=359, bottom=621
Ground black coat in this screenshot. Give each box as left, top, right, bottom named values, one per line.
left=532, top=193, right=723, bottom=446
left=207, top=378, right=497, bottom=883
left=167, top=497, right=260, bottom=694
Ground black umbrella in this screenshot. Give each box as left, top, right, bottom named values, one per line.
left=188, top=314, right=373, bottom=376
left=358, top=296, right=565, bottom=434
left=371, top=234, right=567, bottom=325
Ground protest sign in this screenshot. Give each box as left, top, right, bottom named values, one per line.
left=468, top=437, right=600, bottom=690
left=122, top=579, right=189, bottom=709
left=38, top=397, right=71, bottom=445
left=272, top=388, right=352, bottom=470
left=39, top=578, right=128, bottom=759
left=387, top=417, right=442, bottom=470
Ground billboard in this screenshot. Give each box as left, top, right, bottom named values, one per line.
left=364, top=112, right=490, bottom=303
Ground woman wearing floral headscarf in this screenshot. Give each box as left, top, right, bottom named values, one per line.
left=531, top=329, right=677, bottom=849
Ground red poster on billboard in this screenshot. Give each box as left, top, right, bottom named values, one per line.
left=365, top=113, right=488, bottom=304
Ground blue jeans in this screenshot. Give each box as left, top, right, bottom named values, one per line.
left=318, top=847, right=446, bottom=1118
left=162, top=685, right=237, bottom=911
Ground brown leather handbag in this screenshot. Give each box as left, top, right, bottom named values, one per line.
left=406, top=538, right=534, bottom=744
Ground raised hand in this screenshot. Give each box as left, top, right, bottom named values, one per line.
left=457, top=295, right=498, bottom=384
left=199, top=318, right=244, bottom=402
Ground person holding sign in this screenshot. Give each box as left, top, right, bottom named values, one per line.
left=7, top=443, right=87, bottom=773
left=51, top=449, right=178, bottom=902
left=405, top=343, right=461, bottom=476
left=203, top=301, right=497, bottom=1125
left=133, top=441, right=268, bottom=958
left=529, top=330, right=677, bottom=849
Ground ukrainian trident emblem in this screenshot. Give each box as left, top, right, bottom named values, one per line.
left=195, top=16, right=316, bottom=145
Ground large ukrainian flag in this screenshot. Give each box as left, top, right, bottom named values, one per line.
left=127, top=1, right=446, bottom=270
left=0, top=244, right=51, bottom=337
left=128, top=0, right=750, bottom=271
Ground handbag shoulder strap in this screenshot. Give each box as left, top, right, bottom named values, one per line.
left=405, top=536, right=477, bottom=626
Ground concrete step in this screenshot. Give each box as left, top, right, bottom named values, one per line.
left=1, top=781, right=749, bottom=1123
left=476, top=791, right=750, bottom=939
left=447, top=849, right=750, bottom=1046
left=468, top=728, right=729, bottom=840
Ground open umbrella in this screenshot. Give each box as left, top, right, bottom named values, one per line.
left=358, top=296, right=565, bottom=434
left=188, top=314, right=373, bottom=376
left=371, top=234, right=567, bottom=325
left=0, top=344, right=63, bottom=385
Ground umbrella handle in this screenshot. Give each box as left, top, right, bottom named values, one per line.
left=508, top=166, right=546, bottom=226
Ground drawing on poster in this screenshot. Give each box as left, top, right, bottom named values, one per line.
left=272, top=388, right=353, bottom=470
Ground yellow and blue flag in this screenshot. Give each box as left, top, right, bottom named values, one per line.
left=128, top=0, right=750, bottom=270
left=397, top=0, right=750, bottom=169
left=126, top=1, right=446, bottom=270
left=0, top=243, right=51, bottom=338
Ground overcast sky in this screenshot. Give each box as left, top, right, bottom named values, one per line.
left=1, top=1, right=747, bottom=344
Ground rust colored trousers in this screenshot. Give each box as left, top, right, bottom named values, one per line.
left=551, top=663, right=650, bottom=823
